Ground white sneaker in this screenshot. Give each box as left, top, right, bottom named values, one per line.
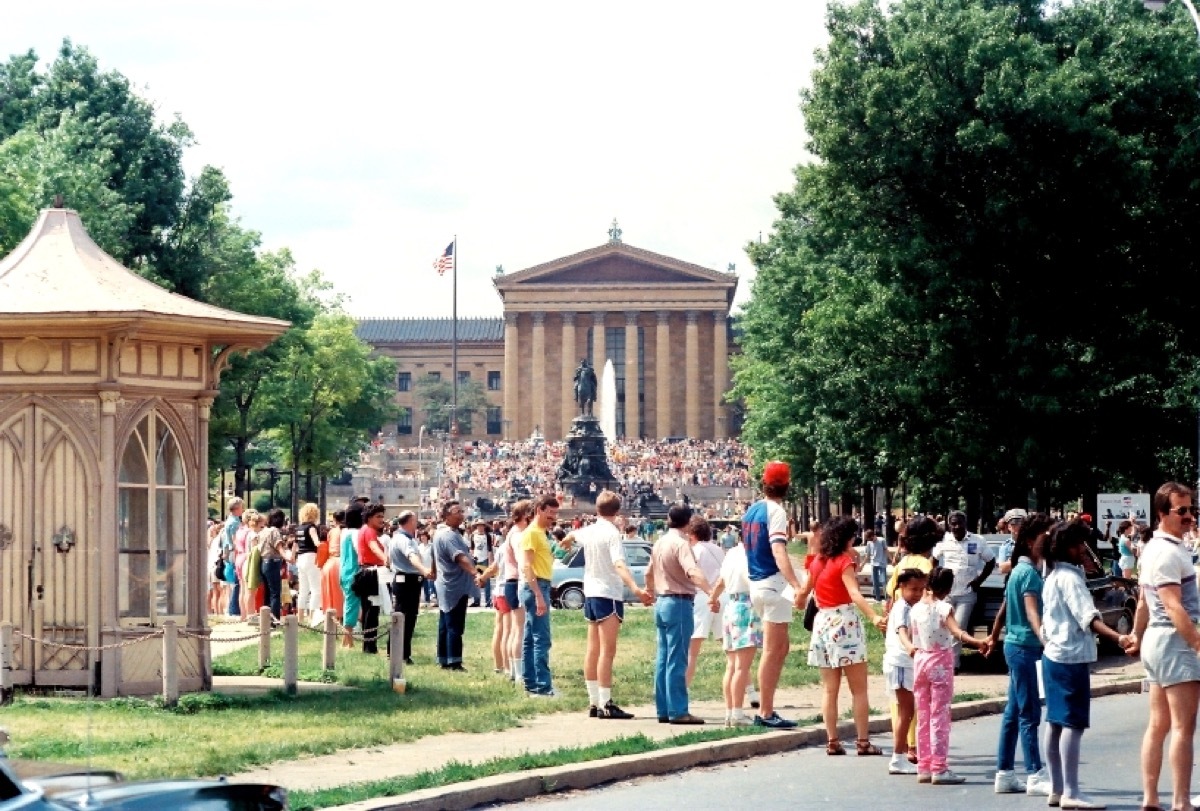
left=747, top=685, right=760, bottom=709
left=1047, top=792, right=1061, bottom=807
left=1026, top=768, right=1052, bottom=796
left=727, top=713, right=753, bottom=727
left=1060, top=796, right=1105, bottom=810
left=932, top=769, right=966, bottom=785
left=889, top=755, right=919, bottom=775
left=995, top=770, right=1024, bottom=794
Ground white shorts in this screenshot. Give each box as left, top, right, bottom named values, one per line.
left=692, top=593, right=727, bottom=639
left=884, top=662, right=914, bottom=691
left=749, top=573, right=793, bottom=625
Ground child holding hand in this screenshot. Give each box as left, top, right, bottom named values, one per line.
left=903, top=566, right=991, bottom=785
left=883, top=568, right=928, bottom=775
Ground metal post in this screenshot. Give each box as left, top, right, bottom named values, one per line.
left=322, top=609, right=337, bottom=672
left=162, top=620, right=178, bottom=708
left=389, top=613, right=406, bottom=693
left=258, top=607, right=272, bottom=672
left=283, top=615, right=298, bottom=696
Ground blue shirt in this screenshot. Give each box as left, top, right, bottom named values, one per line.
left=742, top=498, right=787, bottom=581
left=1004, top=557, right=1043, bottom=649
left=433, top=525, right=473, bottom=607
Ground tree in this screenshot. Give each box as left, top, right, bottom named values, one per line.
left=735, top=0, right=1200, bottom=516
left=415, top=374, right=489, bottom=436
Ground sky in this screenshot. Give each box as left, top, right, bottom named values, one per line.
left=1, top=1, right=831, bottom=318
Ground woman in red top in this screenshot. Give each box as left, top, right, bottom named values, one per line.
left=357, top=503, right=390, bottom=654
left=797, top=515, right=885, bottom=757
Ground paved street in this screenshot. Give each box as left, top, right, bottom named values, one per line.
left=526, top=692, right=1156, bottom=810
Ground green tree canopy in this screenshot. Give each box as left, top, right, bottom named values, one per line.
left=415, top=374, right=489, bottom=436
left=736, top=0, right=1200, bottom=513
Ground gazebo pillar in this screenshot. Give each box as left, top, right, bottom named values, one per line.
left=98, top=388, right=119, bottom=698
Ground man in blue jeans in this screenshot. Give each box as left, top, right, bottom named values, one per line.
left=645, top=505, right=713, bottom=724
left=520, top=494, right=560, bottom=696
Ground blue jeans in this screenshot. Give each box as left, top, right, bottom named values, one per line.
left=437, top=595, right=468, bottom=665
left=997, top=642, right=1043, bottom=772
left=871, top=566, right=886, bottom=602
left=521, top=580, right=553, bottom=693
left=423, top=578, right=434, bottom=603
left=260, top=558, right=283, bottom=619
left=654, top=595, right=694, bottom=719
left=228, top=578, right=242, bottom=616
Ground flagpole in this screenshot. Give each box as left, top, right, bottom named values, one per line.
left=451, top=235, right=458, bottom=440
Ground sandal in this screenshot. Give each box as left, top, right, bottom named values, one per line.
left=826, top=738, right=845, bottom=756
left=856, top=738, right=884, bottom=756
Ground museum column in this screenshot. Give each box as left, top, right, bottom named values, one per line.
left=713, top=311, right=728, bottom=439
left=656, top=311, right=671, bottom=438
left=503, top=313, right=519, bottom=439
left=624, top=311, right=640, bottom=438
left=685, top=310, right=700, bottom=437
left=592, top=311, right=606, bottom=369
left=531, top=312, right=546, bottom=435
left=561, top=313, right=576, bottom=436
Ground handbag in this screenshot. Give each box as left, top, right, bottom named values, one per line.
left=351, top=566, right=377, bottom=600
left=803, top=594, right=819, bottom=632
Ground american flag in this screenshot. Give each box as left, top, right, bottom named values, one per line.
left=434, top=241, right=455, bottom=276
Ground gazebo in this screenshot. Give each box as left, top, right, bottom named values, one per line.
left=0, top=206, right=288, bottom=697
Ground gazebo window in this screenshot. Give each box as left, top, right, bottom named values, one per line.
left=117, top=412, right=187, bottom=624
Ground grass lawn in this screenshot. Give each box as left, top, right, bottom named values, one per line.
left=0, top=605, right=882, bottom=781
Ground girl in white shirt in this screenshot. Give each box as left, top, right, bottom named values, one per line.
left=708, top=538, right=761, bottom=727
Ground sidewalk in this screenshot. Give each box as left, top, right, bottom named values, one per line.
left=225, top=651, right=1143, bottom=804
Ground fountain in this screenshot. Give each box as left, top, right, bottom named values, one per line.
left=599, top=359, right=617, bottom=442
left=557, top=357, right=618, bottom=503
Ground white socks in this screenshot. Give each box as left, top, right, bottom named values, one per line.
left=598, top=686, right=611, bottom=706
left=586, top=680, right=600, bottom=705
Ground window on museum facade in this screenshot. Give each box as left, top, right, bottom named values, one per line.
left=486, top=406, right=502, bottom=434
left=397, top=406, right=413, bottom=434
left=458, top=370, right=470, bottom=384
left=589, top=326, right=645, bottom=438
left=487, top=371, right=501, bottom=391
left=397, top=371, right=411, bottom=391
left=117, top=412, right=187, bottom=625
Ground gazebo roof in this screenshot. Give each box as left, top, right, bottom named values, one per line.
left=0, top=207, right=288, bottom=343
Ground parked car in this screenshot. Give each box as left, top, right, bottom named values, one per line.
left=550, top=542, right=653, bottom=610
left=969, top=535, right=1138, bottom=649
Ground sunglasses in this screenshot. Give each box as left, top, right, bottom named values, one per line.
left=1167, top=506, right=1200, bottom=517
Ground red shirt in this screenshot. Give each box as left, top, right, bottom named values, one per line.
left=807, top=553, right=854, bottom=609
left=357, top=526, right=387, bottom=567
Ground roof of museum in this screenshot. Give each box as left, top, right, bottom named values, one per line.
left=0, top=207, right=289, bottom=338
left=356, top=317, right=504, bottom=344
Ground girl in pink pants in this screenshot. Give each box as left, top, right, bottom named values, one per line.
left=902, top=567, right=990, bottom=784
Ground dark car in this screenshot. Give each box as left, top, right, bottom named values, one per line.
left=969, top=535, right=1137, bottom=648
left=550, top=542, right=653, bottom=610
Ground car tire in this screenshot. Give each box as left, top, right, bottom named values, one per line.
left=1100, top=607, right=1135, bottom=653
left=560, top=585, right=585, bottom=611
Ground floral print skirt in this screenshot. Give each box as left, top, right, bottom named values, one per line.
left=807, top=603, right=867, bottom=668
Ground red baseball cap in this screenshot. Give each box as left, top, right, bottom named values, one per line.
left=762, top=461, right=790, bottom=488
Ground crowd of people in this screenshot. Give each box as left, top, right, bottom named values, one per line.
left=207, top=463, right=1200, bottom=810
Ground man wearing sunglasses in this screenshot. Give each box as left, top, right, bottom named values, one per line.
left=1131, top=482, right=1200, bottom=811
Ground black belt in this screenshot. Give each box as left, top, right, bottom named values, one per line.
left=660, top=593, right=695, bottom=601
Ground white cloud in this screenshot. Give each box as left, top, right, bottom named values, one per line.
left=1, top=0, right=830, bottom=317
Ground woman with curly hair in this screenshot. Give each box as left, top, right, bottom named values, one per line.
left=798, top=514, right=885, bottom=756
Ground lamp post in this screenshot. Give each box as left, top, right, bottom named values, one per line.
left=1145, top=0, right=1200, bottom=488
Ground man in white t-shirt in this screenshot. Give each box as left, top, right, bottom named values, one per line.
left=686, top=514, right=726, bottom=686
left=564, top=490, right=652, bottom=719
left=932, top=510, right=995, bottom=669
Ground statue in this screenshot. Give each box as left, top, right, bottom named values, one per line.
left=573, top=358, right=598, bottom=416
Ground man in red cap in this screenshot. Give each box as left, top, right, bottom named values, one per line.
left=740, top=460, right=803, bottom=729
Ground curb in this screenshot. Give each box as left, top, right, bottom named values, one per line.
left=322, top=679, right=1143, bottom=811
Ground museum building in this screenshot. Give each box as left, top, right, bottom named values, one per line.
left=356, top=230, right=739, bottom=445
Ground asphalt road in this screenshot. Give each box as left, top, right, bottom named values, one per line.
left=523, top=692, right=1161, bottom=810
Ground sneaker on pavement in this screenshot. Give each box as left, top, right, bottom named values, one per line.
left=753, top=711, right=798, bottom=729
left=1047, top=792, right=1061, bottom=807
left=1059, top=797, right=1105, bottom=810
left=747, top=686, right=761, bottom=709
left=917, top=772, right=932, bottom=784
left=1027, top=768, right=1053, bottom=796
left=994, top=769, right=1024, bottom=794
left=727, top=714, right=754, bottom=728
left=588, top=705, right=599, bottom=718
left=600, top=700, right=634, bottom=719
left=889, top=756, right=919, bottom=775
left=932, top=770, right=966, bottom=785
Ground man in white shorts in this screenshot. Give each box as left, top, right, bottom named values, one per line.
left=565, top=491, right=653, bottom=719
left=686, top=514, right=726, bottom=686
left=1132, top=481, right=1200, bottom=811
left=741, top=461, right=803, bottom=729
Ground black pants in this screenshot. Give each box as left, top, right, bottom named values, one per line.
left=388, top=574, right=423, bottom=659
left=360, top=567, right=381, bottom=654
left=437, top=595, right=468, bottom=666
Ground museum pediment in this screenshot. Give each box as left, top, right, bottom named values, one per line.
left=494, top=242, right=736, bottom=292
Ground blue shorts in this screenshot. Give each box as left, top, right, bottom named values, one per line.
left=584, top=597, right=624, bottom=623
left=1043, top=657, right=1090, bottom=729
left=503, top=580, right=519, bottom=608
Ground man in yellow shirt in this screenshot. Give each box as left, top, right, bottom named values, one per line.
left=521, top=494, right=560, bottom=697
